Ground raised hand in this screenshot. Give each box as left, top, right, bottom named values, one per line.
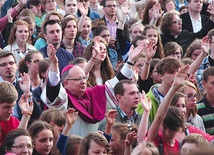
left=139, top=91, right=151, bottom=113
left=77, top=2, right=87, bottom=15
left=105, top=109, right=118, bottom=126
left=145, top=41, right=157, bottom=60
left=19, top=73, right=31, bottom=93
left=152, top=2, right=164, bottom=20
left=128, top=40, right=147, bottom=62
left=173, top=65, right=189, bottom=88
left=18, top=93, right=34, bottom=116
left=201, top=36, right=210, bottom=54
left=47, top=44, right=58, bottom=64
left=92, top=36, right=101, bottom=60
left=121, top=1, right=131, bottom=14
left=7, top=8, right=13, bottom=23
left=125, top=131, right=138, bottom=145
left=65, top=108, right=78, bottom=126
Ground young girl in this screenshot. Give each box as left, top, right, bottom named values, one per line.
left=142, top=25, right=164, bottom=59
left=179, top=81, right=205, bottom=131
left=79, top=132, right=111, bottom=155
left=83, top=37, right=115, bottom=87
left=28, top=120, right=54, bottom=155
left=3, top=20, right=36, bottom=64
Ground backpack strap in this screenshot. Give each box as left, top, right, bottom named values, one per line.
left=158, top=136, right=164, bottom=155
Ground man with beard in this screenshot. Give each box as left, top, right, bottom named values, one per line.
left=40, top=20, right=74, bottom=72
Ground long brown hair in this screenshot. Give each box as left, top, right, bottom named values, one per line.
left=82, top=37, right=115, bottom=87
left=8, top=20, right=30, bottom=44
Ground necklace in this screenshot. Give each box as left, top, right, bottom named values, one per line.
left=65, top=45, right=74, bottom=49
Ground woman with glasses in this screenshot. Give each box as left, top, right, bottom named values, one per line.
left=3, top=20, right=36, bottom=65
left=19, top=50, right=43, bottom=90
left=169, top=92, right=214, bottom=143
left=3, top=128, right=33, bottom=155
left=160, top=9, right=214, bottom=53
left=179, top=81, right=205, bottom=132
left=164, top=41, right=183, bottom=59
left=41, top=0, right=65, bottom=16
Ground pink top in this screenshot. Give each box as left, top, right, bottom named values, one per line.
left=0, top=6, right=19, bottom=31
left=188, top=126, right=214, bottom=142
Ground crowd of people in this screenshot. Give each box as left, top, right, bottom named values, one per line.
left=0, top=0, right=214, bottom=154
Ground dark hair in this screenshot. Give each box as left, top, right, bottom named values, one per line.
left=93, top=25, right=108, bottom=36
left=207, top=29, right=214, bottom=42
left=27, top=0, right=45, bottom=13
left=0, top=51, right=16, bottom=62
left=114, top=80, right=136, bottom=96
left=164, top=41, right=183, bottom=57
left=163, top=106, right=184, bottom=131
left=61, top=16, right=79, bottom=40
left=142, top=25, right=164, bottom=59
left=131, top=35, right=148, bottom=47
left=149, top=58, right=160, bottom=75
left=100, top=0, right=116, bottom=7
left=19, top=50, right=42, bottom=74
left=203, top=67, right=214, bottom=82
left=28, top=120, right=54, bottom=145
left=142, top=0, right=161, bottom=26
left=82, top=37, right=115, bottom=87
left=43, top=20, right=62, bottom=34
left=39, top=58, right=51, bottom=81
left=4, top=129, right=31, bottom=151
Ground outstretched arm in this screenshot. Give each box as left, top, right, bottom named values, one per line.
left=147, top=65, right=189, bottom=142
left=83, top=36, right=100, bottom=75
left=57, top=108, right=78, bottom=155
left=104, top=109, right=118, bottom=135
left=187, top=36, right=209, bottom=75
left=137, top=91, right=152, bottom=143
left=18, top=93, right=34, bottom=129
left=140, top=41, right=157, bottom=80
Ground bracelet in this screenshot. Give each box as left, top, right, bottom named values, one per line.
left=21, top=110, right=32, bottom=116
left=91, top=57, right=97, bottom=62
left=119, top=20, right=125, bottom=24
left=126, top=61, right=134, bottom=66
left=18, top=4, right=25, bottom=8
left=144, top=61, right=150, bottom=65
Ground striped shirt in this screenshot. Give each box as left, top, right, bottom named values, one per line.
left=197, top=95, right=214, bottom=135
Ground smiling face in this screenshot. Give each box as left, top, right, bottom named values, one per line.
left=15, top=25, right=29, bottom=43
left=80, top=19, right=91, bottom=40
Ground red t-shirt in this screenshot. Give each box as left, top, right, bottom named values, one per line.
left=0, top=116, right=20, bottom=146
left=154, top=131, right=180, bottom=155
